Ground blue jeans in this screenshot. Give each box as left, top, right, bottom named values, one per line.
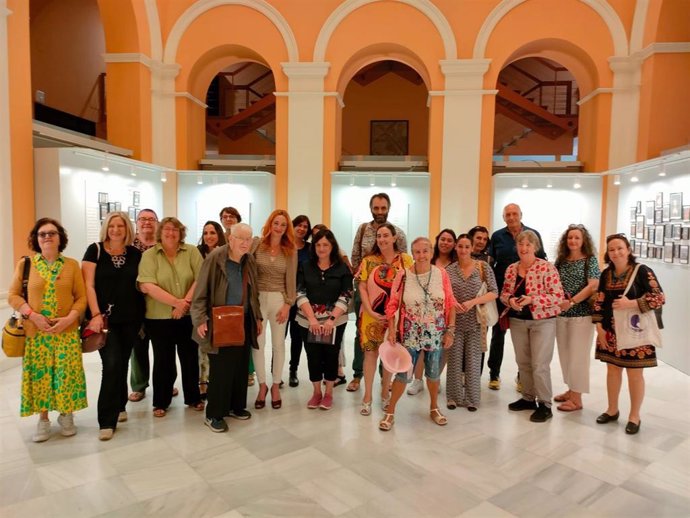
left=395, top=348, right=441, bottom=383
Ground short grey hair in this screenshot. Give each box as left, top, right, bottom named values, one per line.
left=516, top=230, right=541, bottom=252
left=231, top=222, right=253, bottom=237
left=411, top=236, right=432, bottom=250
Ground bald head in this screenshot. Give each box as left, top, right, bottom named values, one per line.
left=503, top=203, right=523, bottom=231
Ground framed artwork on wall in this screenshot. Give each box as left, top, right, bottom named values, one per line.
left=682, top=227, right=690, bottom=240
left=133, top=191, right=140, bottom=207
left=664, top=243, right=674, bottom=262
left=99, top=203, right=108, bottom=221
left=634, top=242, right=642, bottom=256
left=670, top=192, right=683, bottom=220
left=630, top=207, right=637, bottom=221
left=672, top=224, right=682, bottom=240
left=645, top=201, right=655, bottom=221
left=664, top=224, right=673, bottom=238
left=655, top=192, right=663, bottom=207
left=663, top=204, right=670, bottom=222
left=654, top=208, right=663, bottom=224
left=654, top=225, right=664, bottom=245
left=683, top=205, right=690, bottom=221
left=370, top=120, right=409, bottom=155
left=635, top=201, right=642, bottom=214
left=98, top=192, right=108, bottom=204
left=128, top=207, right=136, bottom=220
left=680, top=245, right=689, bottom=264
left=635, top=215, right=645, bottom=238
left=107, top=202, right=116, bottom=213
left=647, top=227, right=654, bottom=243
left=640, top=242, right=648, bottom=258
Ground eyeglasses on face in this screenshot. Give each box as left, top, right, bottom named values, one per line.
left=37, top=231, right=58, bottom=239
left=138, top=217, right=157, bottom=223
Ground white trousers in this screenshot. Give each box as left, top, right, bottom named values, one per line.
left=556, top=315, right=594, bottom=394
left=253, top=291, right=287, bottom=384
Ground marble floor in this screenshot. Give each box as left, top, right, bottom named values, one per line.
left=0, top=325, right=689, bottom=518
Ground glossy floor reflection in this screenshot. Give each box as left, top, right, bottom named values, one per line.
left=0, top=325, right=688, bottom=517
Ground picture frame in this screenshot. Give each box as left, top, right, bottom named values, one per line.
left=640, top=242, right=648, bottom=258
left=635, top=215, right=645, bottom=239
left=645, top=201, right=655, bottom=221
left=643, top=226, right=649, bottom=241
left=98, top=192, right=108, bottom=204
left=635, top=201, right=642, bottom=214
left=630, top=207, right=637, bottom=221
left=128, top=206, right=136, bottom=220
left=674, top=243, right=681, bottom=262
left=672, top=224, right=682, bottom=240
left=107, top=202, right=116, bottom=213
left=664, top=243, right=674, bottom=262
left=630, top=223, right=636, bottom=238
left=629, top=239, right=636, bottom=251
left=634, top=242, right=642, bottom=256
left=683, top=205, right=690, bottom=221
left=114, top=202, right=122, bottom=212
left=664, top=224, right=673, bottom=238
left=655, top=192, right=663, bottom=207
left=647, top=227, right=654, bottom=243
left=663, top=204, right=670, bottom=222
left=680, top=245, right=689, bottom=265
left=682, top=227, right=690, bottom=241
left=654, top=225, right=664, bottom=245
left=134, top=208, right=141, bottom=220
left=669, top=192, right=683, bottom=220
left=654, top=246, right=662, bottom=260
left=654, top=208, right=663, bottom=224
left=99, top=203, right=108, bottom=221
left=370, top=120, right=409, bottom=155
left=133, top=191, right=140, bottom=207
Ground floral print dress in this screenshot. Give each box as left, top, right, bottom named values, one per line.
left=21, top=255, right=87, bottom=416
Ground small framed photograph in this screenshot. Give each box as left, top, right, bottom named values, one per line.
left=107, top=202, right=116, bottom=213
left=635, top=215, right=645, bottom=238
left=630, top=207, right=637, bottom=221
left=114, top=202, right=122, bottom=212
left=670, top=192, right=683, bottom=220
left=133, top=191, right=140, bottom=207
left=664, top=223, right=673, bottom=238
left=673, top=224, right=682, bottom=240
left=630, top=223, right=636, bottom=237
left=663, top=204, right=670, bottom=222
left=664, top=243, right=674, bottom=262
left=682, top=227, right=690, bottom=240
left=640, top=242, right=648, bottom=258
left=655, top=192, right=663, bottom=207
left=636, top=201, right=642, bottom=214
left=643, top=226, right=649, bottom=241
left=634, top=242, right=642, bottom=256
left=128, top=206, right=136, bottom=220
left=134, top=208, right=141, bottom=220
left=654, top=208, right=663, bottom=224
left=98, top=192, right=108, bottom=204
left=680, top=245, right=689, bottom=264
left=647, top=227, right=655, bottom=243
left=654, top=225, right=664, bottom=245
left=99, top=203, right=108, bottom=220
left=683, top=205, right=690, bottom=221
left=645, top=201, right=655, bottom=221
left=653, top=246, right=661, bottom=259
left=674, top=243, right=681, bottom=262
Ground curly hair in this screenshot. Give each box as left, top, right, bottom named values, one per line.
left=555, top=224, right=597, bottom=268
left=28, top=218, right=68, bottom=252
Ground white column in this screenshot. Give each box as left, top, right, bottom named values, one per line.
left=605, top=56, right=642, bottom=236
left=280, top=62, right=330, bottom=222
left=0, top=2, right=14, bottom=306
left=436, top=59, right=493, bottom=231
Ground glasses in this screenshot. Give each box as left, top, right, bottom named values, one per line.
left=606, top=233, right=627, bottom=242
left=221, top=215, right=237, bottom=221
left=162, top=226, right=180, bottom=233
left=231, top=235, right=252, bottom=243
left=138, top=217, right=157, bottom=223
left=568, top=224, right=585, bottom=230
left=37, top=231, right=58, bottom=239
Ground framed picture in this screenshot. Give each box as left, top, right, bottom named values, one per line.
left=669, top=192, right=683, bottom=220
left=674, top=243, right=681, bottom=262
left=654, top=225, right=664, bottom=245
left=630, top=223, right=636, bottom=238
left=655, top=192, right=663, bottom=207
left=134, top=208, right=141, bottom=220
left=663, top=204, right=670, bottom=222
left=672, top=224, right=682, bottom=240
left=370, top=120, right=409, bottom=155
left=107, top=202, right=116, bottom=213
left=643, top=226, right=649, bottom=241
left=645, top=201, right=655, bottom=221
left=680, top=245, right=689, bottom=265
left=654, top=208, right=663, bottom=224
left=133, top=191, right=140, bottom=207
left=635, top=215, right=645, bottom=238
left=664, top=243, right=674, bottom=262
left=630, top=207, right=637, bottom=221
left=98, top=192, right=108, bottom=204
left=635, top=201, right=642, bottom=214
left=655, top=246, right=662, bottom=260
left=683, top=205, right=690, bottom=221
left=682, top=227, right=690, bottom=240
left=128, top=206, right=136, bottom=220
left=640, top=242, right=648, bottom=258
left=664, top=224, right=673, bottom=238
left=114, top=202, right=122, bottom=212
left=634, top=242, right=642, bottom=256
left=99, top=203, right=108, bottom=220
left=647, top=227, right=655, bottom=243
left=630, top=239, right=636, bottom=251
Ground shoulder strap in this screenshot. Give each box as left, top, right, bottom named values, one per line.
left=354, top=223, right=366, bottom=257
left=21, top=256, right=30, bottom=301
left=96, top=242, right=101, bottom=261
left=622, top=264, right=642, bottom=297
left=477, top=260, right=486, bottom=283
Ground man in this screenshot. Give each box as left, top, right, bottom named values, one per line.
left=347, top=193, right=407, bottom=392
left=128, top=209, right=159, bottom=402
left=487, top=203, right=546, bottom=390
left=219, top=206, right=242, bottom=236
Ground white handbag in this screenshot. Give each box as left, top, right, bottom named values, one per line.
left=613, top=264, right=663, bottom=350
left=475, top=262, right=498, bottom=327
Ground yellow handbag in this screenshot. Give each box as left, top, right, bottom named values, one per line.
left=2, top=257, right=30, bottom=358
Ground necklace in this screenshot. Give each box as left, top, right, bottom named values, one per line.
left=612, top=266, right=629, bottom=283
left=414, top=264, right=433, bottom=300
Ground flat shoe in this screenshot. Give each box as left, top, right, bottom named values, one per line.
left=379, top=413, right=394, bottom=431
left=446, top=400, right=457, bottom=410
left=557, top=400, right=583, bottom=412
left=554, top=391, right=570, bottom=402
left=128, top=391, right=145, bottom=402
left=153, top=408, right=166, bottom=418
left=625, top=420, right=641, bottom=435
left=99, top=428, right=114, bottom=441
left=430, top=408, right=448, bottom=426
left=334, top=375, right=347, bottom=387
left=596, top=411, right=620, bottom=424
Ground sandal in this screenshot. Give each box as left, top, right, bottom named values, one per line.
left=360, top=400, right=372, bottom=416
left=554, top=391, right=571, bottom=403
left=188, top=401, right=205, bottom=411
left=153, top=408, right=166, bottom=418
left=430, top=408, right=448, bottom=426
left=379, top=413, right=395, bottom=431
left=128, top=391, right=145, bottom=402
left=382, top=396, right=391, bottom=411
left=557, top=400, right=583, bottom=412
left=248, top=373, right=255, bottom=387
left=334, top=375, right=347, bottom=387
left=346, top=377, right=361, bottom=392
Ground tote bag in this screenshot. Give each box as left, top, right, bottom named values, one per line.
left=475, top=262, right=498, bottom=327
left=614, top=264, right=663, bottom=350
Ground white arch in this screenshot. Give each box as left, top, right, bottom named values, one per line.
left=163, top=0, right=299, bottom=64
left=314, top=0, right=457, bottom=62
left=473, top=0, right=629, bottom=59
left=144, top=0, right=163, bottom=61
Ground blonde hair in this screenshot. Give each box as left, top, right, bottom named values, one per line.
left=99, top=212, right=135, bottom=246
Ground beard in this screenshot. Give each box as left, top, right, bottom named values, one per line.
left=373, top=213, right=387, bottom=224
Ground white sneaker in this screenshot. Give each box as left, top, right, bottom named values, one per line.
left=407, top=379, right=424, bottom=395
left=118, top=411, right=128, bottom=422
left=33, top=419, right=51, bottom=442
left=57, top=413, right=77, bottom=437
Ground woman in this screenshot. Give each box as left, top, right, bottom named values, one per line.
left=357, top=223, right=413, bottom=417
left=381, top=237, right=457, bottom=431
left=8, top=218, right=87, bottom=442
left=137, top=217, right=204, bottom=417
left=593, top=234, right=664, bottom=434
left=500, top=230, right=564, bottom=423
left=408, top=228, right=457, bottom=396
left=296, top=229, right=353, bottom=410
left=554, top=224, right=600, bottom=412
left=82, top=212, right=144, bottom=441
left=468, top=225, right=491, bottom=263
left=191, top=223, right=263, bottom=433
left=196, top=220, right=227, bottom=399
left=446, top=234, right=498, bottom=411
left=251, top=209, right=297, bottom=409
left=287, top=215, right=311, bottom=388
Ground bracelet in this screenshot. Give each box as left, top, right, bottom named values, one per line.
left=23, top=308, right=33, bottom=319
left=92, top=312, right=101, bottom=318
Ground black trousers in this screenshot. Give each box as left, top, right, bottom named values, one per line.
left=301, top=324, right=346, bottom=382
left=98, top=321, right=140, bottom=429
left=287, top=304, right=304, bottom=372
left=206, top=344, right=251, bottom=419
left=146, top=317, right=201, bottom=410
left=487, top=299, right=507, bottom=380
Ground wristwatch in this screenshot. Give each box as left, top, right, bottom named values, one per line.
left=328, top=315, right=336, bottom=321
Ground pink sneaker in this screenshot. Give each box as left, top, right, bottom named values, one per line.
left=307, top=393, right=322, bottom=409
left=320, top=393, right=333, bottom=410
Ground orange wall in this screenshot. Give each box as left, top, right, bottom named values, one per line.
left=218, top=130, right=276, bottom=155
left=342, top=73, right=428, bottom=155
left=30, top=0, right=105, bottom=123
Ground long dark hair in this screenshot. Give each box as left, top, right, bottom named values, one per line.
left=555, top=224, right=597, bottom=268
left=309, top=229, right=343, bottom=266
left=197, top=220, right=227, bottom=257
left=431, top=228, right=457, bottom=264
left=603, top=233, right=637, bottom=266
left=369, top=222, right=401, bottom=257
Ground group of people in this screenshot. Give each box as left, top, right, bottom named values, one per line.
left=7, top=195, right=665, bottom=441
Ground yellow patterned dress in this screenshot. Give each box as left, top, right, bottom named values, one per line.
left=21, top=255, right=87, bottom=416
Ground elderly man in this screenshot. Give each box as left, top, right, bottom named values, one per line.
left=487, top=203, right=546, bottom=390
left=128, top=209, right=159, bottom=402
left=347, top=192, right=407, bottom=392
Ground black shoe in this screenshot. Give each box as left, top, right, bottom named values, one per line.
left=508, top=398, right=538, bottom=411
left=289, top=372, right=299, bottom=387
left=279, top=381, right=285, bottom=388
left=228, top=409, right=252, bottom=420
left=530, top=404, right=553, bottom=423
left=204, top=417, right=228, bottom=433
left=625, top=420, right=641, bottom=434
left=596, top=411, right=620, bottom=424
